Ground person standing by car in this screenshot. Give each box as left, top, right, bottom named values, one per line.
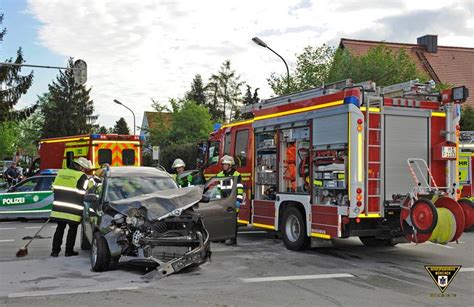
left=50, top=157, right=92, bottom=257
left=217, top=155, right=244, bottom=245
left=5, top=162, right=22, bottom=187
left=172, top=158, right=193, bottom=188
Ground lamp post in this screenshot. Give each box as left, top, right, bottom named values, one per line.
left=252, top=36, right=290, bottom=92
left=113, top=99, right=136, bottom=135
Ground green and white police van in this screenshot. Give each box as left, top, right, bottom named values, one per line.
left=0, top=171, right=55, bottom=220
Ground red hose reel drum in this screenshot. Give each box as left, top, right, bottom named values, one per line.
left=457, top=198, right=474, bottom=230
left=401, top=199, right=437, bottom=243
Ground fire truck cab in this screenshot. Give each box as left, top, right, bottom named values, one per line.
left=203, top=80, right=474, bottom=250
left=36, top=134, right=144, bottom=171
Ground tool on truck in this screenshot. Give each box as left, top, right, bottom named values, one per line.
left=200, top=79, right=474, bottom=249
left=31, top=134, right=144, bottom=172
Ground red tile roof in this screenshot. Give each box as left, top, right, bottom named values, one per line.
left=340, top=38, right=474, bottom=107
left=144, top=111, right=173, bottom=131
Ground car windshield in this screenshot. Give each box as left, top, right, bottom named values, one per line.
left=106, top=176, right=178, bottom=201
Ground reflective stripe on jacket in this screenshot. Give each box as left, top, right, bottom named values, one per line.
left=50, top=169, right=88, bottom=224
left=217, top=169, right=244, bottom=201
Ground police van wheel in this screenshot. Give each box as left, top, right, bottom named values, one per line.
left=91, top=232, right=110, bottom=272
left=282, top=207, right=310, bottom=251
left=80, top=227, right=91, bottom=251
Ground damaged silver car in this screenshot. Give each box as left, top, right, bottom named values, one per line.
left=81, top=167, right=237, bottom=277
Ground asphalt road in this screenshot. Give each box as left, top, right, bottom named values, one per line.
left=0, top=220, right=473, bottom=306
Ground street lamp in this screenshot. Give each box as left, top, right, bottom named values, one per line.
left=113, top=99, right=136, bottom=135
left=252, top=36, right=290, bottom=92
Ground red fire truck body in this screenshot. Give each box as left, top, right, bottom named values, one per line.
left=203, top=80, right=473, bottom=249
left=37, top=134, right=144, bottom=170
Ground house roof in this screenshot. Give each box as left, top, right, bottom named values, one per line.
left=143, top=111, right=173, bottom=131
left=340, top=38, right=474, bottom=107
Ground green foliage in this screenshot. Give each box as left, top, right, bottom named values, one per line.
left=327, top=45, right=426, bottom=86
left=269, top=45, right=335, bottom=95
left=243, top=85, right=260, bottom=105
left=159, top=143, right=198, bottom=172
left=0, top=13, right=36, bottom=123
left=0, top=121, right=19, bottom=159
left=41, top=58, right=97, bottom=138
left=96, top=126, right=112, bottom=134
left=16, top=108, right=44, bottom=158
left=168, top=101, right=213, bottom=144
left=460, top=106, right=474, bottom=131
left=113, top=117, right=130, bottom=135
left=185, top=74, right=206, bottom=106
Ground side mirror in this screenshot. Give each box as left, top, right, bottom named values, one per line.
left=200, top=194, right=210, bottom=203
left=8, top=187, right=16, bottom=192
left=84, top=193, right=99, bottom=203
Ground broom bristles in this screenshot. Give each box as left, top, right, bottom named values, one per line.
left=16, top=248, right=28, bottom=257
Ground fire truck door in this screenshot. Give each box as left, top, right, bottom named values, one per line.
left=194, top=176, right=237, bottom=241
left=384, top=114, right=429, bottom=199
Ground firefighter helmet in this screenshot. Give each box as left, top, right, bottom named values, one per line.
left=74, top=157, right=92, bottom=170
left=220, top=155, right=235, bottom=166
left=172, top=158, right=185, bottom=169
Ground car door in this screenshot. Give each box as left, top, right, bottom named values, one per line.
left=0, top=177, right=49, bottom=219
left=83, top=182, right=103, bottom=243
left=194, top=176, right=237, bottom=241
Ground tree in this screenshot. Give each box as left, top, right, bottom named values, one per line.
left=185, top=74, right=206, bottom=106
left=96, top=126, right=112, bottom=134
left=460, top=106, right=474, bottom=131
left=269, top=45, right=335, bottom=95
left=327, top=44, right=425, bottom=86
left=243, top=85, right=260, bottom=105
left=0, top=121, right=19, bottom=159
left=268, top=43, right=427, bottom=96
left=0, top=13, right=37, bottom=123
left=168, top=101, right=213, bottom=145
left=113, top=117, right=130, bottom=135
left=41, top=58, right=97, bottom=138
left=207, top=60, right=244, bottom=122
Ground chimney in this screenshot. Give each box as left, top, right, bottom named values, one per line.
left=417, top=35, right=438, bottom=53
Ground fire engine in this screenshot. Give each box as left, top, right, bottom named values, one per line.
left=202, top=79, right=474, bottom=250
left=34, top=134, right=144, bottom=170
left=459, top=131, right=473, bottom=201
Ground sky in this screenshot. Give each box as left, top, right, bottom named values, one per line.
left=2, top=0, right=474, bottom=131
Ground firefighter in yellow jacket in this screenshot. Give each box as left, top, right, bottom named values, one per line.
left=217, top=155, right=244, bottom=245
left=50, top=157, right=92, bottom=257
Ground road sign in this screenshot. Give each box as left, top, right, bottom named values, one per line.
left=73, top=59, right=87, bottom=85
left=152, top=146, right=160, bottom=160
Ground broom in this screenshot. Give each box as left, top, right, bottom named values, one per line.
left=16, top=218, right=51, bottom=257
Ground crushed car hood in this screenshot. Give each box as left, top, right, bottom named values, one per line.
left=109, top=186, right=203, bottom=221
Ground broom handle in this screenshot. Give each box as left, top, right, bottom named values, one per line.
left=23, top=218, right=51, bottom=249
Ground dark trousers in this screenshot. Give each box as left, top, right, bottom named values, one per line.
left=52, top=221, right=78, bottom=253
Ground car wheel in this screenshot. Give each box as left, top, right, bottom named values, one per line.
left=91, top=232, right=111, bottom=272
left=80, top=227, right=91, bottom=251
left=359, top=236, right=396, bottom=247
left=282, top=207, right=310, bottom=251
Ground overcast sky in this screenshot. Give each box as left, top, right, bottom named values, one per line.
left=3, top=0, right=474, bottom=130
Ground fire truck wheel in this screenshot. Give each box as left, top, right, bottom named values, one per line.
left=359, top=236, right=395, bottom=247
left=282, top=207, right=310, bottom=251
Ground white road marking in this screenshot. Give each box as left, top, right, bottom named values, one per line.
left=25, top=226, right=41, bottom=229
left=0, top=239, right=14, bottom=242
left=0, top=227, right=17, bottom=230
left=461, top=267, right=474, bottom=272
left=242, top=273, right=354, bottom=283
left=8, top=286, right=140, bottom=298
left=427, top=241, right=453, bottom=249
left=238, top=231, right=267, bottom=234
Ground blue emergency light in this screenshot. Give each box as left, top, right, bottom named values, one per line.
left=344, top=96, right=360, bottom=107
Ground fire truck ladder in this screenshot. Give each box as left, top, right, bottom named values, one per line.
left=364, top=95, right=384, bottom=216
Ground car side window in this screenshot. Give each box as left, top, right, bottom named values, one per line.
left=203, top=177, right=234, bottom=200
left=15, top=178, right=41, bottom=192
left=36, top=177, right=54, bottom=191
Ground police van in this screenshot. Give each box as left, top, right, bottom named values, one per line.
left=0, top=170, right=56, bottom=220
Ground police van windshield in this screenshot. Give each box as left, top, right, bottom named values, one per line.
left=106, top=177, right=178, bottom=201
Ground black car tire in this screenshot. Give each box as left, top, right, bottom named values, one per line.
left=359, top=236, right=396, bottom=247
left=282, top=207, right=310, bottom=251
left=80, top=227, right=91, bottom=251
left=91, top=232, right=111, bottom=272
